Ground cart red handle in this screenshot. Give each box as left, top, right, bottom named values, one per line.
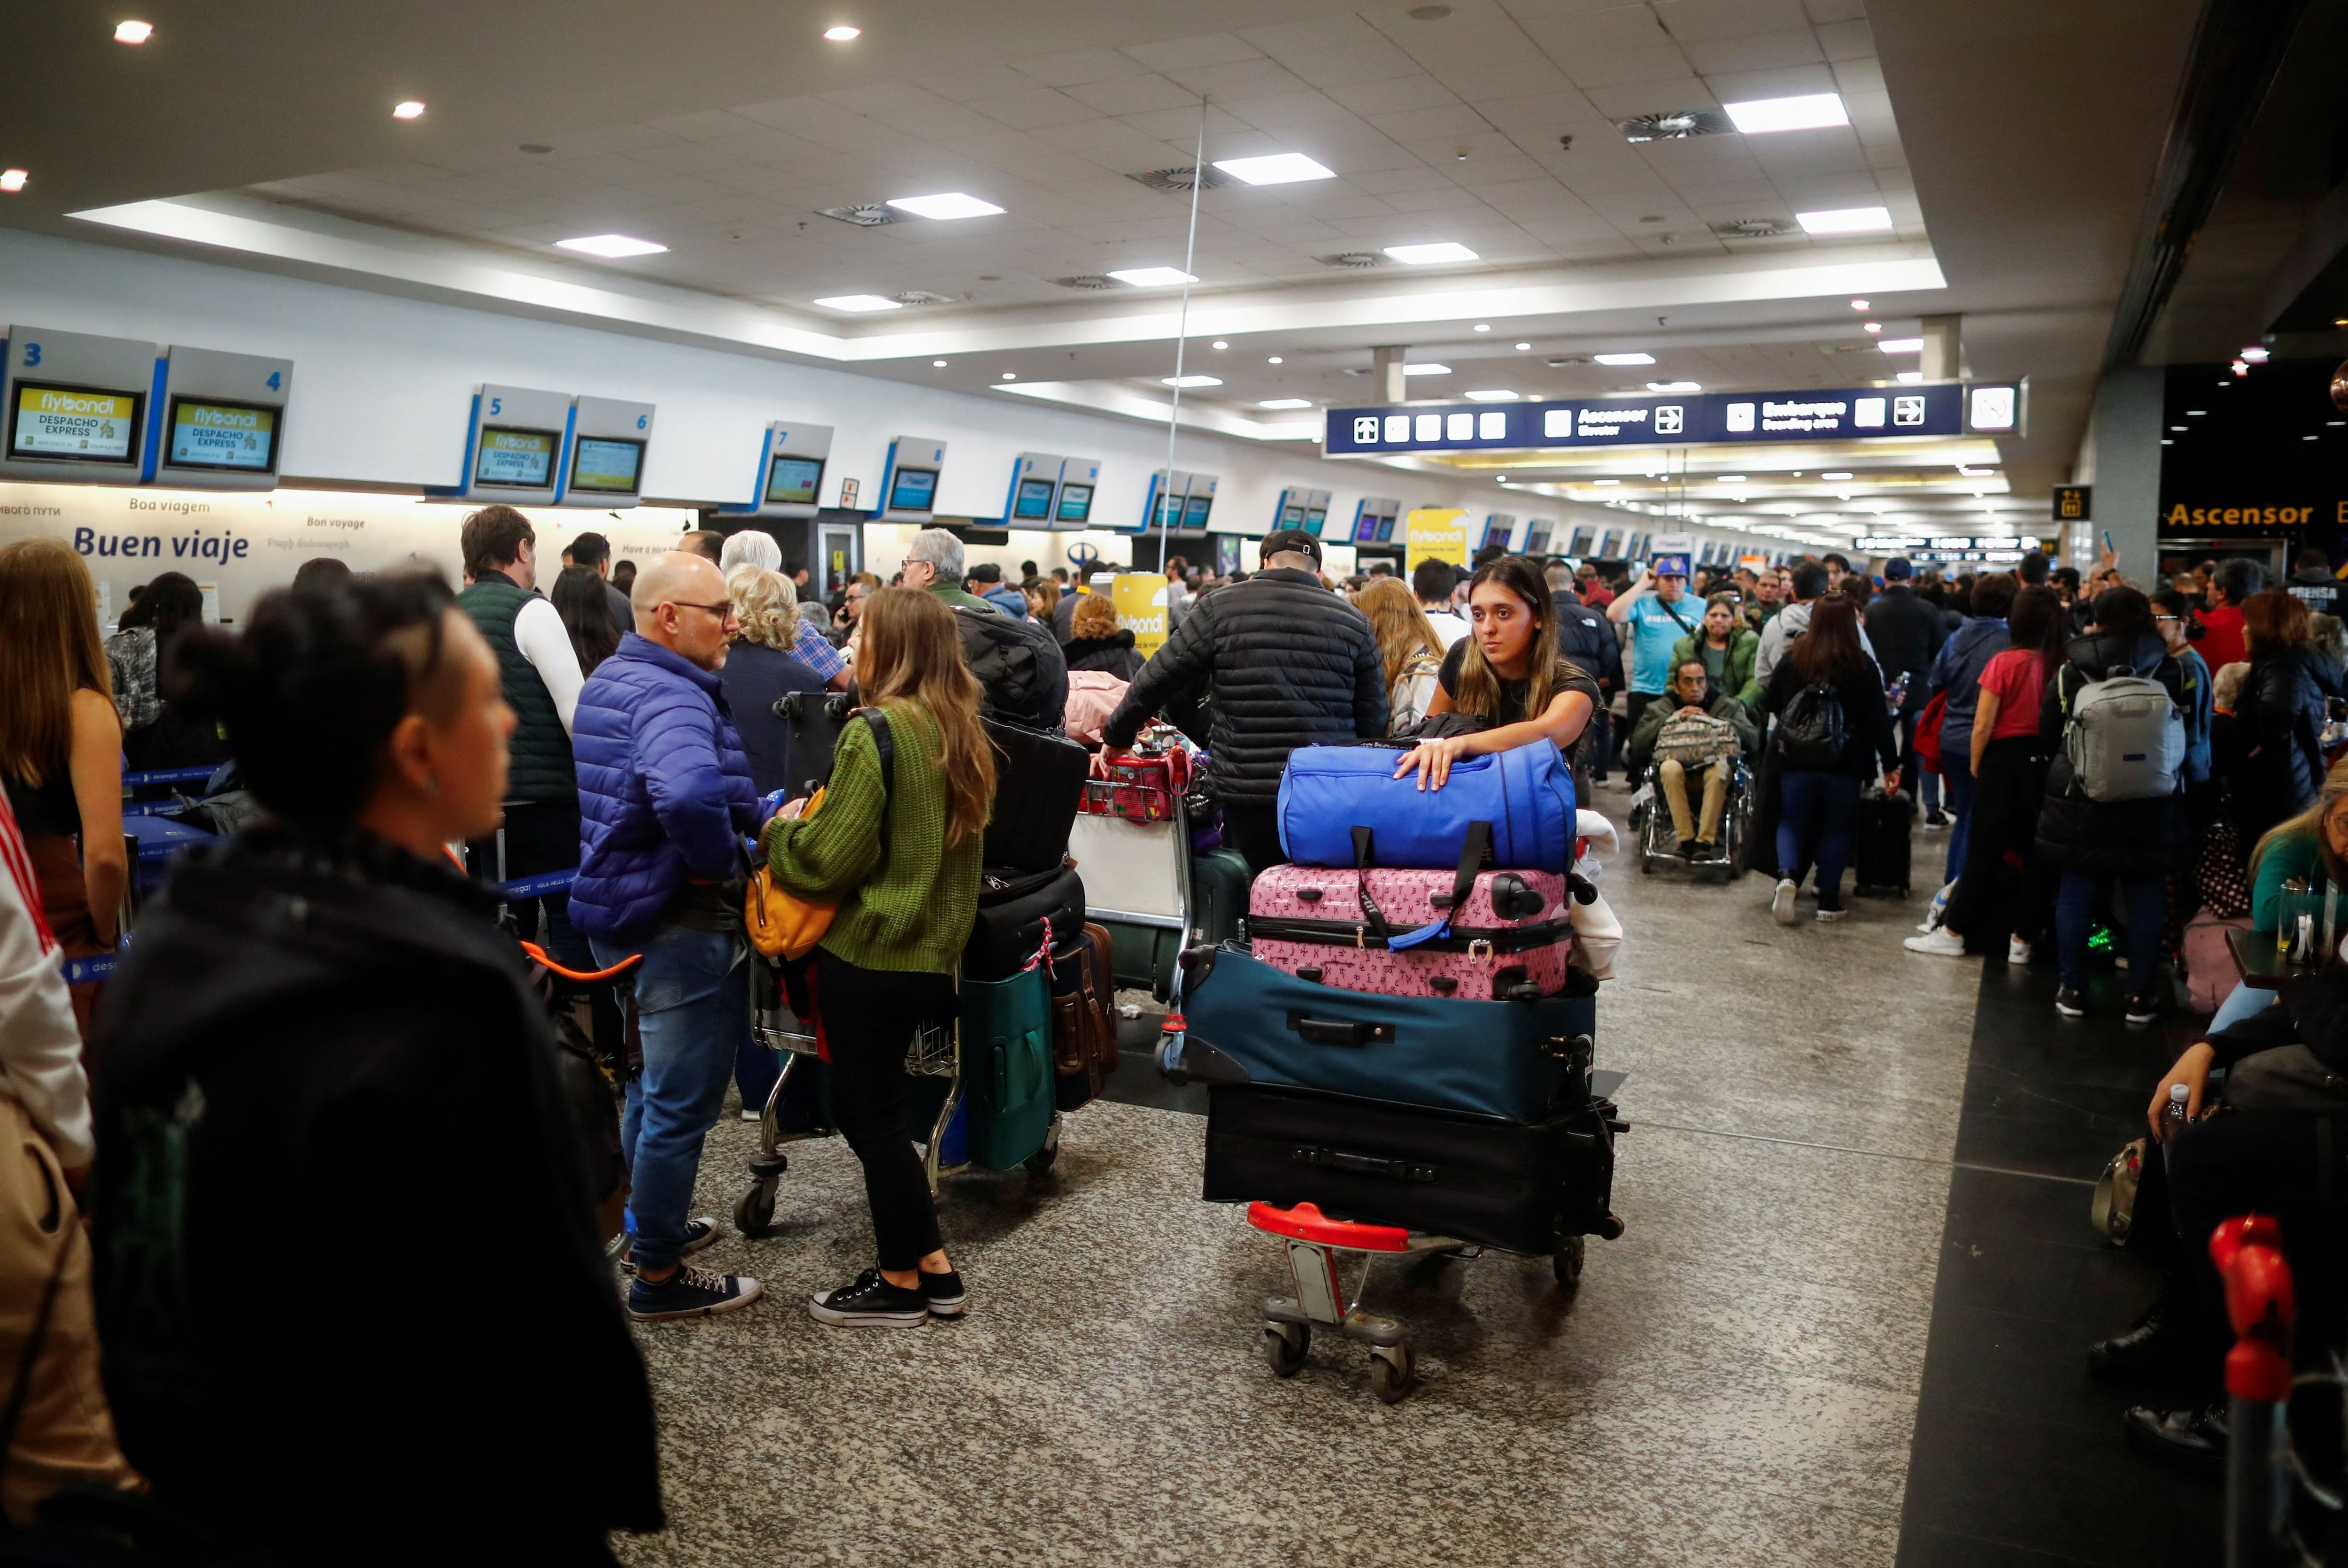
left=2210, top=1214, right=2294, bottom=1403
left=1246, top=1201, right=1412, bottom=1253
left=520, top=941, right=643, bottom=984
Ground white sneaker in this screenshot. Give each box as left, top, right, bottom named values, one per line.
left=1904, top=928, right=1969, bottom=957
left=1771, top=879, right=1798, bottom=925
left=740, top=1108, right=762, bottom=1122
left=1815, top=906, right=1849, bottom=923
left=2008, top=937, right=2033, bottom=965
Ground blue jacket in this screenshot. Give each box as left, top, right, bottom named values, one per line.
left=1925, top=616, right=2007, bottom=760
left=2176, top=646, right=2214, bottom=786
left=571, top=633, right=759, bottom=943
left=981, top=585, right=1029, bottom=619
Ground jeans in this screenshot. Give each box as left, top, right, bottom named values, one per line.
left=594, top=922, right=746, bottom=1273
left=476, top=800, right=590, bottom=970
left=1776, top=769, right=1859, bottom=908
left=2054, top=872, right=2164, bottom=993
left=1940, top=758, right=1976, bottom=883
left=816, top=948, right=957, bottom=1271
left=2209, top=980, right=2277, bottom=1033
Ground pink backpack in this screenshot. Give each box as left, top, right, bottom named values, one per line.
left=1062, top=670, right=1128, bottom=746
left=2181, top=903, right=2252, bottom=1015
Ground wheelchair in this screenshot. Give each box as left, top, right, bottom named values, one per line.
left=1632, top=751, right=1756, bottom=882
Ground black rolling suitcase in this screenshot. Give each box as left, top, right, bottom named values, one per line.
left=1851, top=784, right=1912, bottom=898
left=1202, top=1082, right=1623, bottom=1254
left=965, top=863, right=1085, bottom=982
left=981, top=717, right=1089, bottom=873
left=773, top=690, right=853, bottom=798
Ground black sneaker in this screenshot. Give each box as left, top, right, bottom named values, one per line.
left=619, top=1217, right=719, bottom=1269
left=919, top=1269, right=968, bottom=1318
left=1923, top=809, right=1950, bottom=829
left=2125, top=994, right=2159, bottom=1025
left=807, top=1268, right=930, bottom=1328
left=2054, top=985, right=2085, bottom=1018
left=1676, top=838, right=1699, bottom=860
left=626, top=1263, right=763, bottom=1322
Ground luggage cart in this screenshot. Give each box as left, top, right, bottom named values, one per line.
left=1067, top=728, right=1202, bottom=1073
left=2210, top=1213, right=2341, bottom=1568
left=1247, top=1200, right=1591, bottom=1405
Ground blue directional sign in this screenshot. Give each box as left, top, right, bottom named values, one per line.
left=1323, top=380, right=2024, bottom=456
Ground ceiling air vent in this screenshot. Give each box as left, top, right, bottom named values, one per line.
left=819, top=204, right=903, bottom=227
left=1711, top=216, right=1797, bottom=238
left=1619, top=109, right=1730, bottom=143
left=1050, top=274, right=1120, bottom=291
left=1545, top=355, right=1595, bottom=368
left=1316, top=252, right=1389, bottom=269
left=891, top=290, right=957, bottom=306
left=1129, top=166, right=1230, bottom=194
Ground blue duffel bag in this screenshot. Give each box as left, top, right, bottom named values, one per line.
left=1275, top=739, right=1577, bottom=871
left=1176, top=946, right=1593, bottom=1123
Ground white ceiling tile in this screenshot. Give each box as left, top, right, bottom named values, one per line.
left=1562, top=47, right=1698, bottom=90
left=1027, top=118, right=1177, bottom=164
left=1065, top=73, right=1200, bottom=115
left=1368, top=2, right=1545, bottom=71
left=1582, top=78, right=1718, bottom=118
left=1653, top=0, right=1813, bottom=42
left=1363, top=102, right=1493, bottom=142
left=1288, top=189, right=1403, bottom=221
left=1120, top=32, right=1265, bottom=71
left=1160, top=58, right=1315, bottom=98
left=1747, top=128, right=1868, bottom=178
left=1010, top=47, right=1158, bottom=87
left=1803, top=0, right=1868, bottom=21
left=1239, top=14, right=1416, bottom=72
left=1219, top=89, right=1358, bottom=131
left=1378, top=186, right=1497, bottom=215
left=1816, top=19, right=1874, bottom=61
left=1470, top=178, right=1599, bottom=218
left=1517, top=6, right=1672, bottom=54
left=1680, top=30, right=1824, bottom=75
left=642, top=109, right=761, bottom=144
left=1343, top=164, right=1465, bottom=195
left=904, top=64, right=1047, bottom=102
left=1475, top=90, right=1603, bottom=131
left=965, top=88, right=1104, bottom=130
left=1697, top=64, right=1840, bottom=101
left=1435, top=59, right=1581, bottom=101
left=1116, top=105, right=1256, bottom=141
left=1831, top=57, right=1887, bottom=96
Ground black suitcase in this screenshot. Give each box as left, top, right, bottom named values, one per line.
left=1202, top=1082, right=1622, bottom=1255
left=773, top=690, right=853, bottom=799
left=981, top=717, right=1089, bottom=873
left=964, top=863, right=1085, bottom=982
left=1851, top=785, right=1912, bottom=898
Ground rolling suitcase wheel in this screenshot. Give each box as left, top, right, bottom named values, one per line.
left=1367, top=1342, right=1414, bottom=1404
left=1553, top=1235, right=1586, bottom=1289
left=1265, top=1321, right=1309, bottom=1377
left=1022, top=1114, right=1062, bottom=1174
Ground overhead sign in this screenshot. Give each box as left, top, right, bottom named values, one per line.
left=1324, top=380, right=2027, bottom=457
left=1854, top=532, right=2046, bottom=565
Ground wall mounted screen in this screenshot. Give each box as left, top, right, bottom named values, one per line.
left=1053, top=483, right=1094, bottom=523
left=1524, top=524, right=1553, bottom=554
left=1181, top=492, right=1213, bottom=529
left=9, top=383, right=141, bottom=464
left=1281, top=504, right=1305, bottom=526
left=888, top=466, right=937, bottom=512
left=1353, top=512, right=1380, bottom=544
left=765, top=454, right=824, bottom=507
left=166, top=396, right=278, bottom=473
left=568, top=436, right=645, bottom=494
left=473, top=425, right=560, bottom=488
left=1305, top=507, right=1327, bottom=532
left=1375, top=516, right=1398, bottom=543
left=1013, top=477, right=1057, bottom=520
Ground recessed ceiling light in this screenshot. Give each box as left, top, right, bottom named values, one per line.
left=1211, top=340, right=1228, bottom=350
left=2241, top=346, right=2271, bottom=363
left=812, top=293, right=903, bottom=311
left=1877, top=338, right=1924, bottom=353
left=1108, top=267, right=1198, bottom=287
left=1267, top=355, right=1283, bottom=364
left=885, top=192, right=1004, bottom=220
left=1000, top=371, right=1017, bottom=380
left=1212, top=153, right=1336, bottom=185
left=1822, top=471, right=1853, bottom=480
left=1464, top=389, right=1518, bottom=401
left=114, top=19, right=153, bottom=43
left=1473, top=323, right=1491, bottom=332
left=1383, top=241, right=1479, bottom=264
left=1259, top=398, right=1313, bottom=409
left=1722, top=93, right=1850, bottom=135
left=1895, top=370, right=1924, bottom=384
left=1797, top=205, right=1893, bottom=234
left=1402, top=362, right=1451, bottom=376
left=1715, top=475, right=1748, bottom=484
left=1515, top=341, right=1531, bottom=351
left=392, top=100, right=426, bottom=120
left=932, top=360, right=947, bottom=368
left=556, top=233, right=668, bottom=258
left=1647, top=380, right=1701, bottom=392
left=823, top=24, right=861, bottom=40
left=1864, top=323, right=1884, bottom=334
left=1593, top=479, right=1621, bottom=486
left=1162, top=375, right=1222, bottom=388
left=1593, top=352, right=1656, bottom=366
left=0, top=170, right=24, bottom=193
left=1851, top=299, right=1869, bottom=310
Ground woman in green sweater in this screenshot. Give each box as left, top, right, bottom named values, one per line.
left=1671, top=594, right=1760, bottom=716
left=763, top=588, right=997, bottom=1328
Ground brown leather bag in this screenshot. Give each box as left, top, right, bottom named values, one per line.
left=1049, top=921, right=1119, bottom=1111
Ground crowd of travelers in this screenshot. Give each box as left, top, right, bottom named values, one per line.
left=0, top=493, right=2340, bottom=1551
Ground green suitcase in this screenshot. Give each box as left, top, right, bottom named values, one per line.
left=958, top=968, right=1055, bottom=1171
left=1102, top=849, right=1255, bottom=999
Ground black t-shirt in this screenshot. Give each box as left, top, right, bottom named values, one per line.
left=1436, top=642, right=1602, bottom=797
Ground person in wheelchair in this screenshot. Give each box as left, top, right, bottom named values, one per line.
left=1627, top=658, right=1758, bottom=860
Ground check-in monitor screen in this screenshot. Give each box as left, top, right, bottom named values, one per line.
left=569, top=436, right=645, bottom=494
left=1353, top=511, right=1380, bottom=544
left=1182, top=492, right=1213, bottom=528
left=9, top=382, right=142, bottom=464
left=1481, top=519, right=1512, bottom=551
left=888, top=466, right=937, bottom=512
left=1305, top=507, right=1327, bottom=531
left=765, top=454, right=824, bottom=507
left=1525, top=524, right=1553, bottom=554
left=473, top=425, right=560, bottom=488
left=1375, top=515, right=1397, bottom=543
left=166, top=397, right=278, bottom=472
left=1280, top=504, right=1305, bottom=526
left=1053, top=482, right=1094, bottom=523
left=1013, top=477, right=1057, bottom=520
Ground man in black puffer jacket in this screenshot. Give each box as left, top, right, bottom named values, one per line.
left=1100, top=527, right=1384, bottom=872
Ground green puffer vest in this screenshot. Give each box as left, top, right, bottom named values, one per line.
left=457, top=577, right=576, bottom=803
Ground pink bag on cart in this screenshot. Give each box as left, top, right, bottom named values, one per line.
left=1250, top=822, right=1573, bottom=1001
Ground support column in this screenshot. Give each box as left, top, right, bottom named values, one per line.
left=1373, top=345, right=1410, bottom=404
left=1920, top=314, right=1962, bottom=382
left=2080, top=366, right=2165, bottom=579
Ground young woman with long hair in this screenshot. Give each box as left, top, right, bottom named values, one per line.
left=0, top=540, right=127, bottom=1041
left=550, top=563, right=622, bottom=675
left=2232, top=588, right=2340, bottom=839
left=1355, top=576, right=1448, bottom=736
left=1392, top=554, right=1599, bottom=793
left=1907, top=584, right=2070, bottom=961
left=761, top=586, right=997, bottom=1328
left=1762, top=593, right=1900, bottom=925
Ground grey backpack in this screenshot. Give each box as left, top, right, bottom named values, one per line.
left=2062, top=667, right=2182, bottom=803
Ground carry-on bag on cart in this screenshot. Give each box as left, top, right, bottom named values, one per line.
left=772, top=689, right=855, bottom=798
left=1048, top=922, right=1118, bottom=1110
left=965, top=862, right=1085, bottom=982
left=981, top=717, right=1089, bottom=873
left=1101, top=848, right=1251, bottom=999
left=1851, top=784, right=1912, bottom=898
left=1202, top=1081, right=1622, bottom=1255
left=1176, top=945, right=1594, bottom=1122
left=1275, top=739, right=1577, bottom=872
left=960, top=966, right=1056, bottom=1170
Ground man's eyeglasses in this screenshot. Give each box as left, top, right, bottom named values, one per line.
left=665, top=600, right=735, bottom=619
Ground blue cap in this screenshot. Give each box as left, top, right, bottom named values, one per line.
left=1884, top=556, right=1914, bottom=580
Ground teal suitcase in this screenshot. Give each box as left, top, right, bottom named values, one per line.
left=1102, top=848, right=1255, bottom=999
left=959, top=968, right=1055, bottom=1170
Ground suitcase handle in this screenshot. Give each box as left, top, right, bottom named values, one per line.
left=1290, top=1144, right=1435, bottom=1182
left=1285, top=1012, right=1396, bottom=1046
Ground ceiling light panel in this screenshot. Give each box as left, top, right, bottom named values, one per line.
left=812, top=293, right=903, bottom=311
left=1797, top=206, right=1894, bottom=234
left=0, top=170, right=24, bottom=193
left=1722, top=94, right=1850, bottom=135
left=1107, top=267, right=1197, bottom=286
left=1877, top=338, right=1924, bottom=353
left=556, top=233, right=667, bottom=257
left=1259, top=398, right=1312, bottom=409
left=114, top=20, right=153, bottom=43
left=1402, top=363, right=1450, bottom=375
left=1212, top=153, right=1335, bottom=186
left=1464, top=390, right=1518, bottom=401
left=1593, top=352, right=1655, bottom=366
left=822, top=24, right=861, bottom=40
left=391, top=101, right=426, bottom=119
left=885, top=192, right=1004, bottom=220
left=1162, top=375, right=1221, bottom=387
left=1383, top=242, right=1479, bottom=264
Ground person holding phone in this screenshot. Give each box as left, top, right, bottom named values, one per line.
left=1607, top=558, right=1699, bottom=782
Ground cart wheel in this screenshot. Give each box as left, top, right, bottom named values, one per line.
left=733, top=1180, right=777, bottom=1238
left=1553, top=1235, right=1587, bottom=1289
left=1640, top=853, right=1655, bottom=876
left=1368, top=1342, right=1413, bottom=1403
left=1265, top=1322, right=1309, bottom=1377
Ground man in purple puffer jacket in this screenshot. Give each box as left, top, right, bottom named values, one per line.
left=573, top=551, right=765, bottom=1323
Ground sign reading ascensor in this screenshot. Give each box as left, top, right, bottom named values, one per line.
left=1324, top=380, right=2026, bottom=456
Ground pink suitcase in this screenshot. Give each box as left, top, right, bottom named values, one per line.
left=1249, top=863, right=1574, bottom=1001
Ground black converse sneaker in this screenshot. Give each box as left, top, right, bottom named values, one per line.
left=807, top=1268, right=930, bottom=1328
left=618, top=1217, right=720, bottom=1272
left=919, top=1269, right=968, bottom=1318
left=626, top=1264, right=762, bottom=1322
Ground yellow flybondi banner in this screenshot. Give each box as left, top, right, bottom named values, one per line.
left=1108, top=572, right=1170, bottom=660
left=1405, top=508, right=1469, bottom=575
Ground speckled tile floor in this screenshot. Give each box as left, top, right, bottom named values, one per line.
left=614, top=798, right=1979, bottom=1567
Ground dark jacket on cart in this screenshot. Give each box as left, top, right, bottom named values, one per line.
left=1099, top=567, right=1385, bottom=806
left=87, top=828, right=661, bottom=1565
left=2032, top=630, right=2188, bottom=879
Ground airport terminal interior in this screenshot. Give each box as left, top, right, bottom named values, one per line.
left=6, top=0, right=2348, bottom=1563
